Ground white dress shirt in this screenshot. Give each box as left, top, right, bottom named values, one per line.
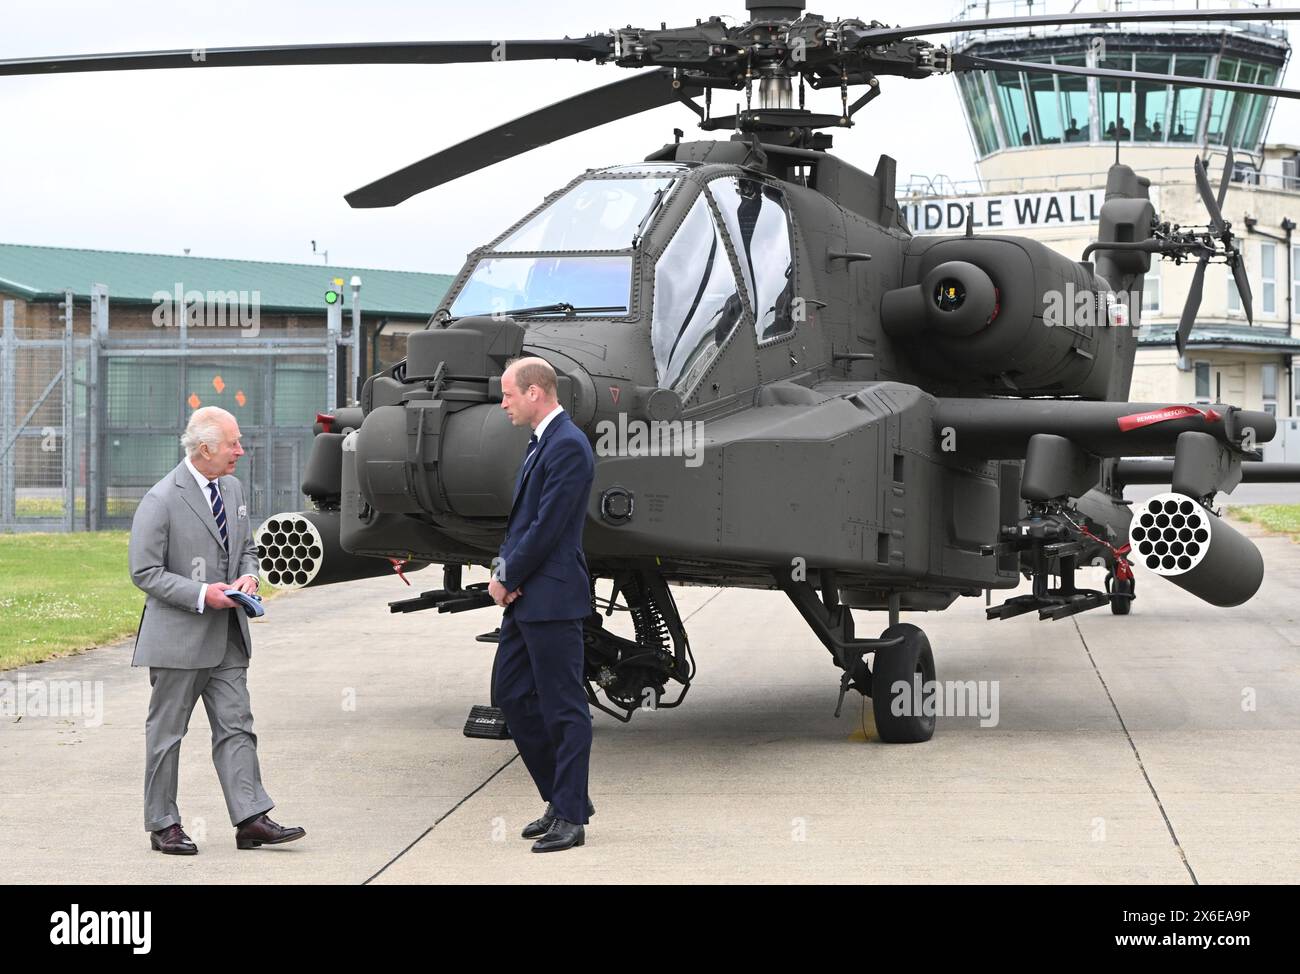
left=532, top=404, right=564, bottom=442
left=184, top=455, right=257, bottom=613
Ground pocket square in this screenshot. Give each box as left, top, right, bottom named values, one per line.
left=237, top=504, right=248, bottom=518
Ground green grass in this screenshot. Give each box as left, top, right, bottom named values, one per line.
left=0, top=531, right=282, bottom=670
left=14, top=497, right=137, bottom=518
left=1227, top=504, right=1300, bottom=540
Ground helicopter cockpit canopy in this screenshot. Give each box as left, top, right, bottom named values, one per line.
left=446, top=164, right=690, bottom=320
left=653, top=175, right=794, bottom=393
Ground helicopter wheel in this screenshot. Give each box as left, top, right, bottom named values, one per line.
left=1105, top=572, right=1135, bottom=616
left=871, top=623, right=937, bottom=744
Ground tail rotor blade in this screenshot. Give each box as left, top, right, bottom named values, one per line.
left=1232, top=254, right=1255, bottom=325
left=1176, top=255, right=1209, bottom=357
left=1194, top=156, right=1225, bottom=234
left=1218, top=147, right=1235, bottom=213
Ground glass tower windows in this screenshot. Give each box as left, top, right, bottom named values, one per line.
left=950, top=45, right=1273, bottom=156
left=1134, top=55, right=1171, bottom=141
left=1169, top=55, right=1209, bottom=142
left=958, top=73, right=999, bottom=156
left=1028, top=70, right=1062, bottom=143
left=1100, top=54, right=1134, bottom=140
left=1057, top=56, right=1090, bottom=142
left=995, top=71, right=1032, bottom=146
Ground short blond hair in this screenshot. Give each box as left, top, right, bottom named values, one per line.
left=506, top=356, right=558, bottom=399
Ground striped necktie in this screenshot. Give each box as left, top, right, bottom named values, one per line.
left=207, top=480, right=228, bottom=551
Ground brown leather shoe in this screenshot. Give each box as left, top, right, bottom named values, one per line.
left=150, top=823, right=198, bottom=855
left=235, top=813, right=305, bottom=850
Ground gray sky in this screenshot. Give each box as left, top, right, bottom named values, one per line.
left=3, top=0, right=1300, bottom=276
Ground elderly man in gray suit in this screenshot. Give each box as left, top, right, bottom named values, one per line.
left=128, top=405, right=304, bottom=855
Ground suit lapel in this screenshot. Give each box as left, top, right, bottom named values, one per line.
left=174, top=462, right=226, bottom=549
left=510, top=411, right=567, bottom=513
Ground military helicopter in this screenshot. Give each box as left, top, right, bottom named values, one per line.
left=10, top=2, right=1300, bottom=743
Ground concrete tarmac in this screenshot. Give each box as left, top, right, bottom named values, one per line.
left=2, top=529, right=1298, bottom=884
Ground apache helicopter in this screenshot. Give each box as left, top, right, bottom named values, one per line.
left=11, top=2, right=1300, bottom=743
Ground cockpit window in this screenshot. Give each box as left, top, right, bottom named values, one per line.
left=707, top=177, right=795, bottom=343
left=448, top=255, right=631, bottom=319
left=599, top=163, right=692, bottom=175
left=497, top=176, right=678, bottom=252
left=651, top=193, right=744, bottom=392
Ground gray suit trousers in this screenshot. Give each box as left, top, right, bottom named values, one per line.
left=143, top=612, right=274, bottom=832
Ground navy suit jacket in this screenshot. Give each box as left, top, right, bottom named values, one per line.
left=498, top=409, right=595, bottom=621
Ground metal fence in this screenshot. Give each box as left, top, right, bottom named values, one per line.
left=0, top=288, right=334, bottom=533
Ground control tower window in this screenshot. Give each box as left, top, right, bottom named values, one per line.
left=1169, top=55, right=1209, bottom=142
left=651, top=193, right=744, bottom=392
left=1206, top=58, right=1243, bottom=147
left=1100, top=54, right=1134, bottom=141
left=1134, top=56, right=1171, bottom=141
left=708, top=177, right=795, bottom=344
left=958, top=73, right=999, bottom=155
left=1027, top=71, right=1061, bottom=143
left=1056, top=56, right=1089, bottom=142
left=994, top=70, right=1032, bottom=146
left=1238, top=63, right=1277, bottom=149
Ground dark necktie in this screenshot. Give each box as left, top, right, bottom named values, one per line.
left=207, top=480, right=228, bottom=551
left=513, top=434, right=540, bottom=505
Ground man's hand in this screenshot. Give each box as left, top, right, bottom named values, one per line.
left=231, top=574, right=259, bottom=594
left=204, top=582, right=237, bottom=610
left=488, top=579, right=522, bottom=607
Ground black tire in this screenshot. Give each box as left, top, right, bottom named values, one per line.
left=1107, top=573, right=1134, bottom=615
left=871, top=623, right=937, bottom=744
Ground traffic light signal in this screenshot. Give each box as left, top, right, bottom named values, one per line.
left=324, top=278, right=344, bottom=305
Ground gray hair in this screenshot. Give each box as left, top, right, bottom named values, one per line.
left=181, top=406, right=233, bottom=458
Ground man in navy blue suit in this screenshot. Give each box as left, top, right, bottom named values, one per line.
left=489, top=356, right=597, bottom=853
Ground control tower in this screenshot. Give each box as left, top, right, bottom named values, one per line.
left=951, top=0, right=1290, bottom=186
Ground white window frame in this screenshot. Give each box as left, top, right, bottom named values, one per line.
left=1141, top=263, right=1161, bottom=314
left=1261, top=241, right=1276, bottom=316
left=1194, top=360, right=1212, bottom=403
left=1262, top=362, right=1278, bottom=416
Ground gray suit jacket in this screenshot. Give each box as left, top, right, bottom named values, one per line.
left=128, top=459, right=259, bottom=669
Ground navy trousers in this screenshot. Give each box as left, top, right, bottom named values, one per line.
left=492, top=609, right=592, bottom=825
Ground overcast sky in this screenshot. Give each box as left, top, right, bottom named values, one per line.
left=3, top=0, right=1300, bottom=277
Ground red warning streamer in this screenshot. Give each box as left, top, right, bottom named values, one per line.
left=1116, top=405, right=1221, bottom=432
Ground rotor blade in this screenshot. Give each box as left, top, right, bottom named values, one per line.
left=1217, top=147, right=1235, bottom=214
left=857, top=8, right=1300, bottom=46
left=1233, top=255, right=1255, bottom=326
left=0, top=37, right=613, bottom=76
left=1194, top=155, right=1225, bottom=235
left=345, top=69, right=697, bottom=208
left=1176, top=256, right=1209, bottom=358
left=952, top=53, right=1300, bottom=102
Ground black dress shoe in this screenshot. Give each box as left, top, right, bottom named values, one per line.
left=235, top=813, right=306, bottom=850
left=532, top=817, right=584, bottom=853
left=521, top=798, right=595, bottom=839
left=150, top=824, right=197, bottom=855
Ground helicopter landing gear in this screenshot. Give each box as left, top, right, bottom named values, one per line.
left=1105, top=570, right=1135, bottom=615
left=870, top=622, right=937, bottom=744
left=582, top=570, right=694, bottom=723
left=772, top=566, right=938, bottom=740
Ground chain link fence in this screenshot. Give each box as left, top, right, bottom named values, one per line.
left=1, top=289, right=333, bottom=533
